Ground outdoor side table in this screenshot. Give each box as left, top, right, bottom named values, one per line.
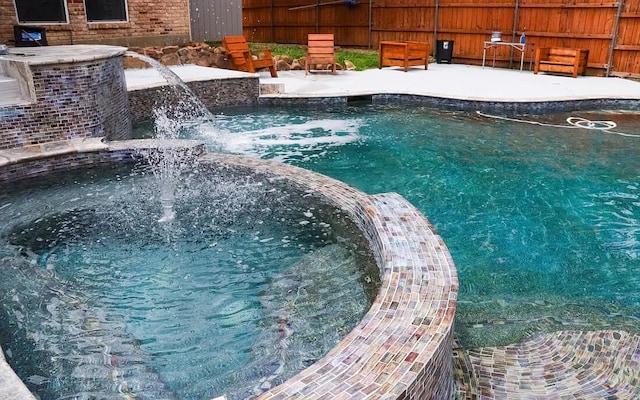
left=482, top=41, right=532, bottom=71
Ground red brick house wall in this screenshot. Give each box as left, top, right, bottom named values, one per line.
left=0, top=0, right=191, bottom=47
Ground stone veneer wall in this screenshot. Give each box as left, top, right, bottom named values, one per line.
left=128, top=77, right=260, bottom=125
left=0, top=139, right=206, bottom=183
left=0, top=148, right=137, bottom=182
left=0, top=56, right=130, bottom=149
left=258, top=94, right=640, bottom=113
left=0, top=143, right=458, bottom=399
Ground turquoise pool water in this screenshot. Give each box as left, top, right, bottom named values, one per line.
left=208, top=104, right=640, bottom=348
left=0, top=166, right=378, bottom=399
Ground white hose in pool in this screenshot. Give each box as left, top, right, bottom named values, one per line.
left=476, top=111, right=640, bottom=138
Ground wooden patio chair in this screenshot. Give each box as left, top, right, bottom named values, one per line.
left=222, top=36, right=278, bottom=77
left=305, top=33, right=337, bottom=75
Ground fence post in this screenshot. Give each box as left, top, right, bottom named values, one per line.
left=433, top=0, right=439, bottom=59
left=509, top=0, right=520, bottom=69
left=607, top=0, right=624, bottom=77
left=270, top=0, right=274, bottom=43
left=368, top=0, right=373, bottom=49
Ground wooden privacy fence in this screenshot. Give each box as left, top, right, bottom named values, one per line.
left=242, top=0, right=640, bottom=77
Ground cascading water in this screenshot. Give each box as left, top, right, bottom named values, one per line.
left=124, top=51, right=218, bottom=223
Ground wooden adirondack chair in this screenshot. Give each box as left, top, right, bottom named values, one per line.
left=222, top=36, right=278, bottom=77
left=305, top=33, right=337, bottom=75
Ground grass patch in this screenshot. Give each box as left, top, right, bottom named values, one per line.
left=336, top=48, right=379, bottom=71
left=256, top=43, right=379, bottom=71
left=259, top=43, right=305, bottom=59
left=210, top=41, right=379, bottom=71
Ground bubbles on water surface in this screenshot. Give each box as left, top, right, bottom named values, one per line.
left=205, top=113, right=364, bottom=162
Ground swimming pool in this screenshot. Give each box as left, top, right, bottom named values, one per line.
left=205, top=104, right=640, bottom=348
left=0, top=164, right=379, bottom=400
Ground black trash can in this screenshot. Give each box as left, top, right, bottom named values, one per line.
left=436, top=40, right=454, bottom=64
left=14, top=25, right=48, bottom=47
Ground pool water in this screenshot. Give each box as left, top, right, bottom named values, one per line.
left=0, top=165, right=379, bottom=399
left=206, top=104, right=640, bottom=348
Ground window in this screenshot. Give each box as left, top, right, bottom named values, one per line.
left=85, top=0, right=128, bottom=22
left=15, top=0, right=68, bottom=23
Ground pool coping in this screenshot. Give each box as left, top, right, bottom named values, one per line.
left=207, top=153, right=458, bottom=399
left=119, top=65, right=640, bottom=118
left=257, top=92, right=640, bottom=114
left=0, top=140, right=458, bottom=400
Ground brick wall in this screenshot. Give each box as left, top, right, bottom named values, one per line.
left=0, top=55, right=131, bottom=149
left=0, top=0, right=190, bottom=48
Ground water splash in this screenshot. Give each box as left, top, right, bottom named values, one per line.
left=211, top=116, right=363, bottom=162
left=0, top=250, right=177, bottom=398
left=138, top=141, right=201, bottom=225
left=125, top=51, right=218, bottom=223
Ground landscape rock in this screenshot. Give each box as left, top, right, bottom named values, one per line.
left=276, top=59, right=291, bottom=71
left=159, top=53, right=181, bottom=66
left=275, top=55, right=293, bottom=64
left=161, top=45, right=180, bottom=55
left=125, top=42, right=354, bottom=73
left=123, top=55, right=150, bottom=69
left=344, top=60, right=356, bottom=70
left=143, top=48, right=163, bottom=59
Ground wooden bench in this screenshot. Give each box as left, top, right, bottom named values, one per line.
left=534, top=47, right=588, bottom=78
left=379, top=41, right=429, bottom=72
left=222, top=36, right=278, bottom=77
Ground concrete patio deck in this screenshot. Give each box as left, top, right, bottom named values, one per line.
left=124, top=62, right=640, bottom=104
left=260, top=64, right=640, bottom=102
